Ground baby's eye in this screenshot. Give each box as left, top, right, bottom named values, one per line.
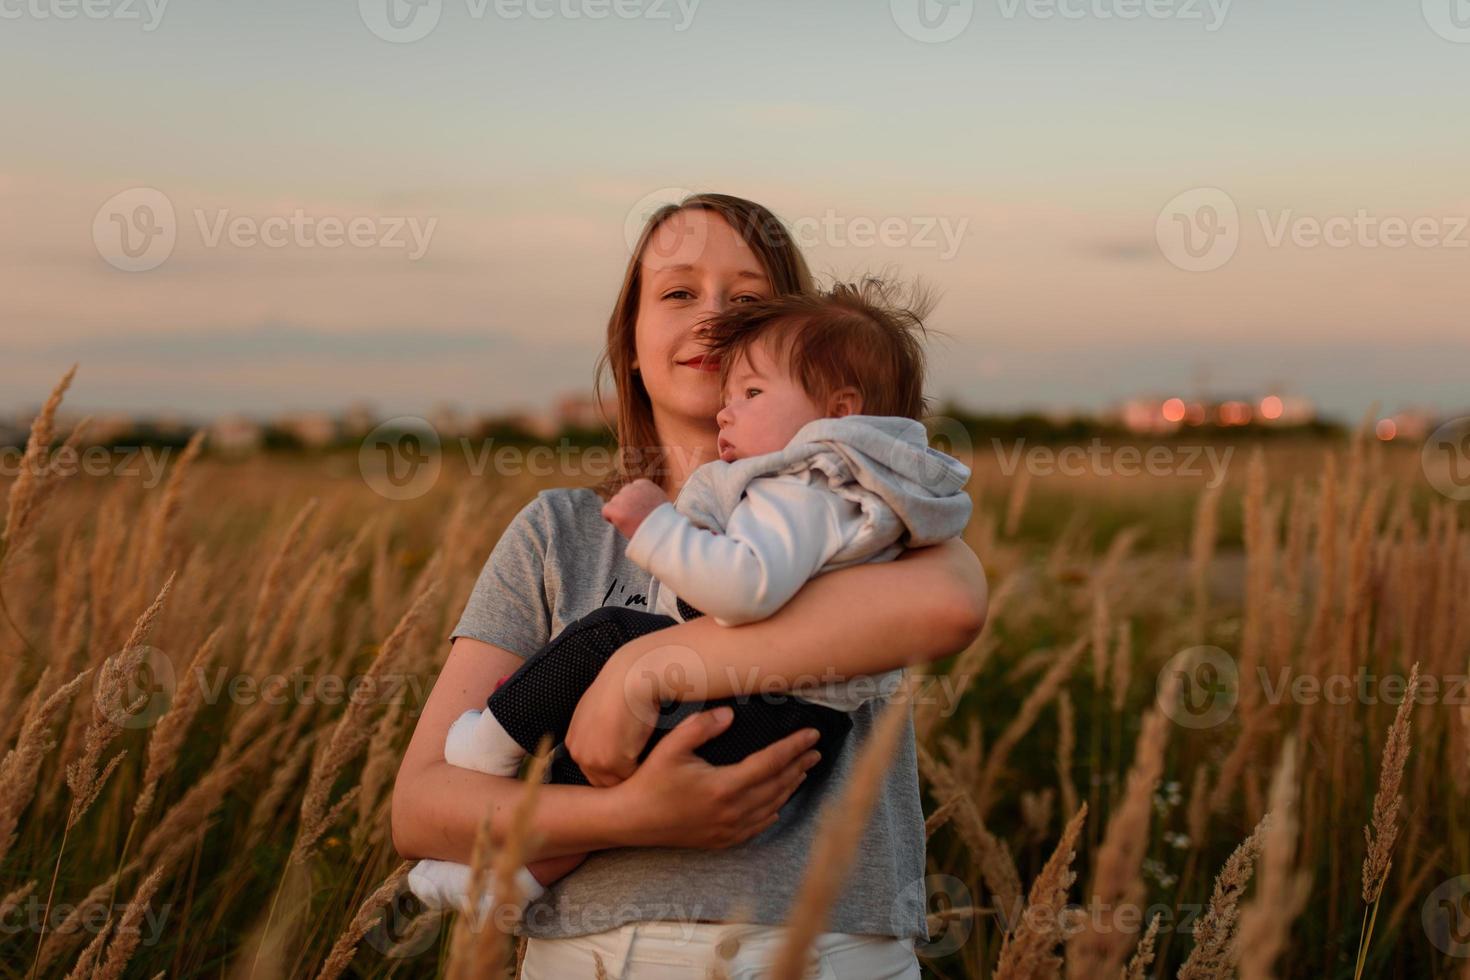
left=744, top=387, right=761, bottom=399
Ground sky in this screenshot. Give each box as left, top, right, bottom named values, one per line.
left=4, top=0, right=1468, bottom=424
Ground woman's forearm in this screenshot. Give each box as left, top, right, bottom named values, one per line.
left=621, top=537, right=988, bottom=701
left=392, top=759, right=632, bottom=863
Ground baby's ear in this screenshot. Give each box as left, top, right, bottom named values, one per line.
left=828, top=386, right=863, bottom=418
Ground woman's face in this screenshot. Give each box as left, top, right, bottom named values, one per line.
left=631, top=209, right=773, bottom=440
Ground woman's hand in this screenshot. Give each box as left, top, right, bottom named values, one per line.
left=601, top=478, right=669, bottom=540
left=563, top=650, right=661, bottom=786
left=608, top=707, right=824, bottom=849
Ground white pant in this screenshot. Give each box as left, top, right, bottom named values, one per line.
left=518, top=920, right=921, bottom=979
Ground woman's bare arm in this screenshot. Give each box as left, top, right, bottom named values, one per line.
left=391, top=637, right=632, bottom=863
left=391, top=635, right=820, bottom=863
left=614, top=537, right=987, bottom=702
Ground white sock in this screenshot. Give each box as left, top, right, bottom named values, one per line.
left=407, top=859, right=546, bottom=920
left=444, top=708, right=526, bottom=777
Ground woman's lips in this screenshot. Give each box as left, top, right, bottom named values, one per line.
left=680, top=356, right=720, bottom=372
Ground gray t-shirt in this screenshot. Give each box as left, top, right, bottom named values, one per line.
left=449, top=486, right=931, bottom=942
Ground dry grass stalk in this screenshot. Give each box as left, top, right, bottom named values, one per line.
left=1353, top=662, right=1421, bottom=980
left=993, top=802, right=1088, bottom=980
left=977, top=637, right=1085, bottom=813
left=353, top=697, right=406, bottom=849
left=1, top=364, right=77, bottom=565
left=1190, top=483, right=1222, bottom=634
left=1178, top=816, right=1267, bottom=980
left=1110, top=620, right=1132, bottom=712
left=291, top=577, right=440, bottom=867
left=66, top=573, right=176, bottom=828
left=1064, top=683, right=1175, bottom=979
left=1090, top=592, right=1111, bottom=692
left=246, top=733, right=318, bottom=846
left=0, top=667, right=90, bottom=865
left=40, top=820, right=209, bottom=972
left=244, top=497, right=320, bottom=660
left=91, top=865, right=167, bottom=980
left=1120, top=912, right=1160, bottom=980
left=1004, top=467, right=1033, bottom=538
left=446, top=736, right=553, bottom=979
left=134, top=626, right=222, bottom=818
left=1237, top=737, right=1311, bottom=980
left=316, top=861, right=412, bottom=980
left=132, top=428, right=206, bottom=607
left=1361, top=662, right=1419, bottom=904
left=768, top=677, right=917, bottom=980
left=1057, top=689, right=1078, bottom=823
left=917, top=743, right=1023, bottom=930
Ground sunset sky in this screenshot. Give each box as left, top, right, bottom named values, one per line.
left=5, top=0, right=1468, bottom=422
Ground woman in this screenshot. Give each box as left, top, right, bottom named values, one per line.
left=392, top=193, right=989, bottom=978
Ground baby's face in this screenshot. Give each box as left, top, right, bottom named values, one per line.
left=714, top=340, right=827, bottom=462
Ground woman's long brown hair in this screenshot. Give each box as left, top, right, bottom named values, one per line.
left=588, top=193, right=814, bottom=500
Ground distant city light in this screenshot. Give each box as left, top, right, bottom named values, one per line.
left=1162, top=398, right=1186, bottom=423
left=1219, top=401, right=1251, bottom=426
left=1260, top=395, right=1283, bottom=420
left=1375, top=418, right=1397, bottom=441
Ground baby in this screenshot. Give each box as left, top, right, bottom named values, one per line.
left=408, top=278, right=973, bottom=920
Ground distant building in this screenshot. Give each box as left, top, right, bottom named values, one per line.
left=554, top=391, right=614, bottom=432
left=503, top=408, right=558, bottom=440
left=341, top=401, right=377, bottom=440
left=211, top=414, right=264, bottom=455
left=274, top=411, right=337, bottom=448
left=429, top=403, right=471, bottom=439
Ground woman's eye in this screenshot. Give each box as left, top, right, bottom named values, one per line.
left=663, top=289, right=694, bottom=301
left=733, top=294, right=761, bottom=304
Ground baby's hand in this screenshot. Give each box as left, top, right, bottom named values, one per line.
left=602, top=478, right=669, bottom=539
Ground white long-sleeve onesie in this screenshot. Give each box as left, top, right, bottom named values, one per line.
left=625, top=469, right=905, bottom=712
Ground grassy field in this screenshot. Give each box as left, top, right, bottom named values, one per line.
left=1, top=370, right=1467, bottom=978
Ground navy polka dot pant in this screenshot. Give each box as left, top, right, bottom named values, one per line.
left=485, top=601, right=853, bottom=788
